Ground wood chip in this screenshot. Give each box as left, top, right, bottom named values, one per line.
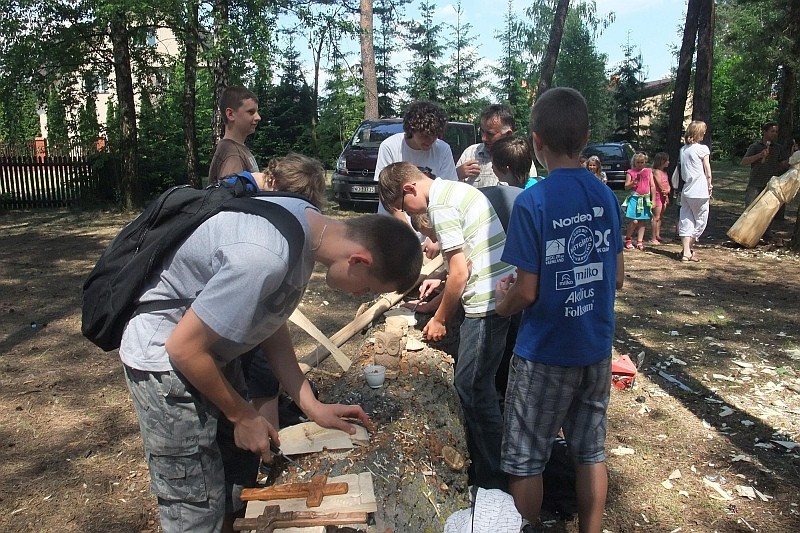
left=442, top=446, right=465, bottom=471
left=703, top=478, right=733, bottom=501
left=609, top=446, right=636, bottom=456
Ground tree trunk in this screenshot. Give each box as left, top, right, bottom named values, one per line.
left=184, top=0, right=200, bottom=188
left=791, top=203, right=800, bottom=251
left=536, top=0, right=570, bottom=96
left=109, top=11, right=139, bottom=210
left=310, top=26, right=328, bottom=158
left=777, top=65, right=796, bottom=149
left=692, top=0, right=714, bottom=146
left=666, top=0, right=701, bottom=177
left=212, top=0, right=230, bottom=149
left=360, top=0, right=378, bottom=120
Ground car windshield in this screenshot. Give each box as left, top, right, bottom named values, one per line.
left=584, top=145, right=624, bottom=160
left=352, top=123, right=404, bottom=148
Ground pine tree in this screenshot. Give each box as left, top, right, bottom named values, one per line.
left=553, top=9, right=612, bottom=142
left=405, top=0, right=446, bottom=103
left=254, top=40, right=314, bottom=157
left=46, top=88, right=69, bottom=156
left=317, top=58, right=365, bottom=167
left=491, top=1, right=531, bottom=127
left=77, top=75, right=101, bottom=155
left=441, top=2, right=487, bottom=122
left=374, top=0, right=409, bottom=117
left=611, top=40, right=646, bottom=144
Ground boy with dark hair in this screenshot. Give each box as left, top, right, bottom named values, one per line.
left=209, top=85, right=261, bottom=184
left=120, top=201, right=422, bottom=533
left=494, top=87, right=624, bottom=532
left=379, top=161, right=514, bottom=491
left=375, top=100, right=458, bottom=189
left=740, top=121, right=790, bottom=231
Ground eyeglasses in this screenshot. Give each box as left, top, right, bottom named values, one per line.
left=400, top=182, right=416, bottom=212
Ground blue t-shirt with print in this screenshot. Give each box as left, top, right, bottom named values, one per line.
left=502, top=167, right=623, bottom=366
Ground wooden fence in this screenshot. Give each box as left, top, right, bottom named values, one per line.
left=0, top=155, right=104, bottom=209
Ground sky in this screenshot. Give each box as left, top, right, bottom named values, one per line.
left=297, top=0, right=688, bottom=89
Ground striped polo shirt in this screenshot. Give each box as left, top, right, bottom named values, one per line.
left=428, top=178, right=514, bottom=316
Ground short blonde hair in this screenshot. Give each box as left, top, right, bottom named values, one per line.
left=631, top=152, right=648, bottom=167
left=263, top=153, right=326, bottom=209
left=684, top=121, right=707, bottom=144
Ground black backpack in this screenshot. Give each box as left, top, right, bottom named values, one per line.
left=81, top=177, right=305, bottom=351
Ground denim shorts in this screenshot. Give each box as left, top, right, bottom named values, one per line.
left=501, top=355, right=611, bottom=476
left=124, top=364, right=258, bottom=533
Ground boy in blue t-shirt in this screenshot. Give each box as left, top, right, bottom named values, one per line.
left=495, top=87, right=624, bottom=531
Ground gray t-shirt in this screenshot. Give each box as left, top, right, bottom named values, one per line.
left=119, top=197, right=315, bottom=372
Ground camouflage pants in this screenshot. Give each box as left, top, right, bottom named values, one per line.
left=124, top=364, right=257, bottom=533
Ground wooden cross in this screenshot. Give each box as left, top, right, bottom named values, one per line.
left=240, top=474, right=349, bottom=508
left=233, top=505, right=367, bottom=533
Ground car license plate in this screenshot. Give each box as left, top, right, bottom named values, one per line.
left=351, top=185, right=376, bottom=194
left=601, top=165, right=611, bottom=170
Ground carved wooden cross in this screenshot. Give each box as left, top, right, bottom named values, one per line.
left=240, top=474, right=349, bottom=507
left=233, top=505, right=367, bottom=533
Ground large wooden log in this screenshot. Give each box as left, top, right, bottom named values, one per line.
left=298, top=255, right=444, bottom=373
left=728, top=151, right=800, bottom=248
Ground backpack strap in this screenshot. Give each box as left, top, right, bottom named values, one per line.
left=134, top=197, right=306, bottom=318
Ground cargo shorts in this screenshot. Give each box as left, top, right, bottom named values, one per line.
left=124, top=364, right=259, bottom=533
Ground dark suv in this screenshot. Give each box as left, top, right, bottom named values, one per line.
left=581, top=142, right=635, bottom=187
left=332, top=118, right=476, bottom=209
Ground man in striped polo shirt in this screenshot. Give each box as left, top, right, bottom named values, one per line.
left=379, top=161, right=514, bottom=491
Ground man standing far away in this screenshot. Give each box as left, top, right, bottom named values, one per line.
left=740, top=121, right=790, bottom=233
left=208, top=86, right=261, bottom=185
left=456, top=104, right=537, bottom=188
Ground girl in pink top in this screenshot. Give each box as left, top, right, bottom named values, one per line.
left=650, top=152, right=672, bottom=244
left=622, top=152, right=656, bottom=250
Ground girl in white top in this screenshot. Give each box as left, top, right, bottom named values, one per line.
left=678, top=120, right=713, bottom=262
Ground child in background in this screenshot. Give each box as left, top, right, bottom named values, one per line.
left=622, top=152, right=655, bottom=250
left=261, top=153, right=327, bottom=209
left=586, top=155, right=608, bottom=184
left=491, top=135, right=536, bottom=188
left=650, top=152, right=671, bottom=244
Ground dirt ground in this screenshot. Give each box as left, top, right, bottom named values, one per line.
left=1, top=162, right=799, bottom=533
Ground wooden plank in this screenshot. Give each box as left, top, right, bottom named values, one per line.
left=298, top=255, right=444, bottom=372
left=277, top=422, right=369, bottom=456
left=288, top=309, right=351, bottom=372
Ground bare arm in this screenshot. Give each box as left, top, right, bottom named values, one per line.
left=702, top=155, right=713, bottom=195
left=624, top=171, right=636, bottom=191
left=423, top=249, right=469, bottom=341
left=166, top=309, right=277, bottom=460
left=260, top=324, right=371, bottom=435
left=616, top=252, right=624, bottom=290
left=741, top=150, right=767, bottom=166
left=495, top=268, right=538, bottom=317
